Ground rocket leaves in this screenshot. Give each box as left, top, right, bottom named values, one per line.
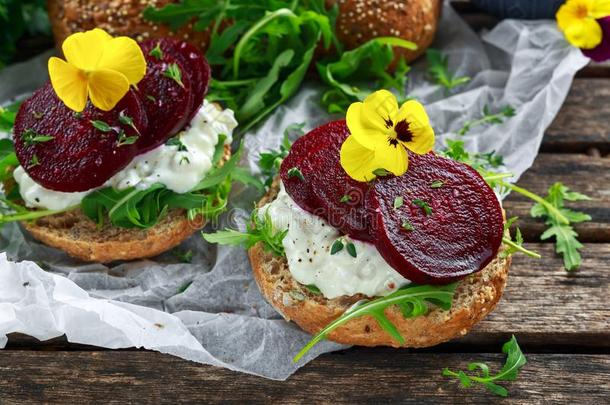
left=293, top=283, right=458, bottom=362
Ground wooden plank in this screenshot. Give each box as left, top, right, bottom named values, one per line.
left=4, top=244, right=608, bottom=351
left=504, top=154, right=610, bottom=242
left=461, top=244, right=610, bottom=348
left=543, top=79, right=610, bottom=153
left=0, top=350, right=606, bottom=403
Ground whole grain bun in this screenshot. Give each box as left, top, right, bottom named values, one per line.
left=327, top=0, right=442, bottom=63
left=47, top=0, right=211, bottom=50
left=248, top=180, right=510, bottom=348
left=20, top=144, right=231, bottom=263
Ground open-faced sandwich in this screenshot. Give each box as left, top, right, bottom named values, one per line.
left=206, top=90, right=510, bottom=359
left=0, top=29, right=241, bottom=262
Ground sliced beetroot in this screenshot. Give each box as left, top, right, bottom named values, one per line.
left=367, top=152, right=504, bottom=284
left=136, top=48, right=194, bottom=152
left=13, top=83, right=147, bottom=192
left=140, top=38, right=211, bottom=123
left=280, top=120, right=373, bottom=241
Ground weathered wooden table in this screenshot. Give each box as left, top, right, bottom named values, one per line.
left=0, top=3, right=608, bottom=403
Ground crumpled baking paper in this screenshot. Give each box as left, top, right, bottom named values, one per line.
left=0, top=4, right=588, bottom=380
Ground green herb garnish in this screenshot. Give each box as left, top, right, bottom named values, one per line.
left=90, top=120, right=113, bottom=132
left=305, top=284, right=322, bottom=295
left=412, top=199, right=432, bottom=216
left=372, top=168, right=391, bottom=177
left=442, top=335, right=526, bottom=397
left=459, top=105, right=516, bottom=136
left=164, top=63, right=185, bottom=88
left=501, top=217, right=540, bottom=259
left=287, top=167, right=304, bottom=181
left=28, top=154, right=40, bottom=168
left=173, top=249, right=194, bottom=263
left=116, top=130, right=138, bottom=147
left=166, top=136, right=188, bottom=152
left=401, top=220, right=414, bottom=231
left=345, top=242, right=357, bottom=258
left=531, top=183, right=591, bottom=271
left=202, top=208, right=287, bottom=257
left=21, top=129, right=54, bottom=146
left=340, top=194, right=351, bottom=203
left=330, top=239, right=344, bottom=255
left=430, top=180, right=444, bottom=189
left=119, top=111, right=141, bottom=135
left=294, top=283, right=457, bottom=362
left=258, top=122, right=304, bottom=186
left=149, top=42, right=164, bottom=60
left=393, top=196, right=404, bottom=209
left=426, top=49, right=470, bottom=91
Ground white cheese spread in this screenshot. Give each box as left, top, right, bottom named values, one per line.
left=260, top=184, right=410, bottom=299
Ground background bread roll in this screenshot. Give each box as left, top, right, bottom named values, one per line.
left=327, top=0, right=442, bottom=62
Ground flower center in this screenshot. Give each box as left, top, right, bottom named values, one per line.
left=394, top=120, right=413, bottom=143
left=575, top=4, right=589, bottom=19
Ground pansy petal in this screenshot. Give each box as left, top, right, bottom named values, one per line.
left=62, top=28, right=112, bottom=71
left=361, top=89, right=399, bottom=131
left=97, top=37, right=147, bottom=84
left=87, top=69, right=130, bottom=111
left=565, top=17, right=603, bottom=49
left=340, top=135, right=381, bottom=182
left=375, top=143, right=408, bottom=177
left=590, top=0, right=610, bottom=18
left=395, top=100, right=435, bottom=154
left=583, top=16, right=610, bottom=61
left=347, top=101, right=392, bottom=150
left=48, top=57, right=89, bottom=112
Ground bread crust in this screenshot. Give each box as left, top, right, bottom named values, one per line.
left=47, top=0, right=212, bottom=52
left=327, top=0, right=442, bottom=63
left=20, top=145, right=231, bottom=263
left=248, top=180, right=511, bottom=348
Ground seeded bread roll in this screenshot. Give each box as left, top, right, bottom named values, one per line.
left=327, top=0, right=442, bottom=63
left=248, top=179, right=511, bottom=348
left=47, top=0, right=211, bottom=50
left=19, top=145, right=230, bottom=263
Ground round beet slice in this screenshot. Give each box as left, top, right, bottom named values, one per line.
left=280, top=120, right=373, bottom=241
left=140, top=38, right=210, bottom=123
left=141, top=38, right=210, bottom=123
left=367, top=152, right=504, bottom=284
left=136, top=48, right=194, bottom=152
left=14, top=83, right=147, bottom=192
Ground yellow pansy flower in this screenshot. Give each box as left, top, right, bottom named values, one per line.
left=557, top=0, right=610, bottom=49
left=340, top=90, right=435, bottom=182
left=48, top=28, right=146, bottom=112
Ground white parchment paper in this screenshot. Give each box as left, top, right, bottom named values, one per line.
left=0, top=4, right=588, bottom=380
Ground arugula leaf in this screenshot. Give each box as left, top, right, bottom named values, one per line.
left=442, top=335, right=526, bottom=397
left=530, top=183, right=591, bottom=271
left=0, top=104, right=18, bottom=132
left=258, top=122, right=303, bottom=187
left=144, top=1, right=411, bottom=133
left=317, top=37, right=416, bottom=114
left=293, top=283, right=457, bottom=362
left=459, top=105, right=516, bottom=136
left=426, top=49, right=470, bottom=91
left=0, top=139, right=18, bottom=181
left=202, top=208, right=288, bottom=256
left=501, top=217, right=541, bottom=259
